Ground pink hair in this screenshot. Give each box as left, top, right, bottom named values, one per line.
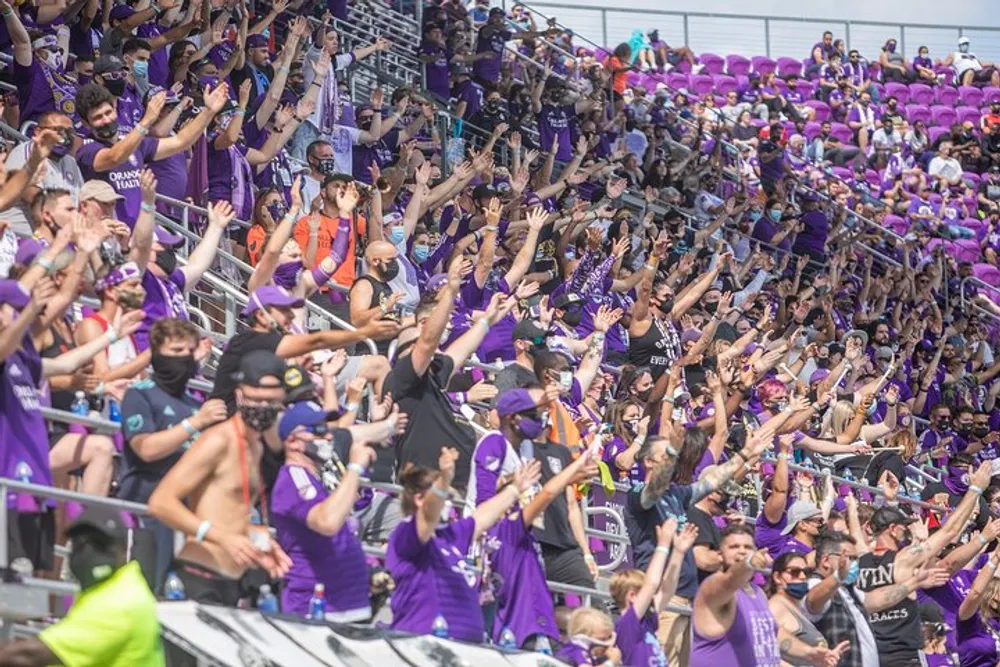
left=756, top=378, right=788, bottom=404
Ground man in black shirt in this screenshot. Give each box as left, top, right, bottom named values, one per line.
left=684, top=480, right=725, bottom=582
left=383, top=256, right=515, bottom=487
left=210, top=285, right=399, bottom=413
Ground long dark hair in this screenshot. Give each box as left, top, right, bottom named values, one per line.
left=767, top=552, right=807, bottom=596
left=673, top=426, right=710, bottom=485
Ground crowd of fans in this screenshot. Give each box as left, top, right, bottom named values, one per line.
left=2, top=0, right=1000, bottom=665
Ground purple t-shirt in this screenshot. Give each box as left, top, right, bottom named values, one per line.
left=135, top=269, right=188, bottom=352
left=206, top=142, right=254, bottom=220
left=756, top=509, right=790, bottom=558
left=1, top=337, right=51, bottom=511
left=472, top=25, right=512, bottom=83
left=556, top=640, right=592, bottom=666
left=77, top=136, right=160, bottom=227
left=957, top=613, right=999, bottom=667
left=149, top=151, right=189, bottom=204
left=603, top=435, right=645, bottom=485
left=386, top=516, right=484, bottom=642
left=470, top=431, right=516, bottom=508
left=453, top=79, right=484, bottom=118
left=13, top=60, right=77, bottom=126
left=537, top=104, right=574, bottom=161
left=691, top=585, right=780, bottom=666
left=117, top=83, right=144, bottom=132
left=489, top=513, right=558, bottom=645
left=270, top=465, right=370, bottom=617
left=616, top=606, right=668, bottom=667
left=420, top=40, right=451, bottom=100
left=136, top=22, right=169, bottom=87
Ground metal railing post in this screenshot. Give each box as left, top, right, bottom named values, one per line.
left=764, top=18, right=770, bottom=58
left=224, top=292, right=237, bottom=338
left=682, top=13, right=689, bottom=49
left=602, top=10, right=608, bottom=50
left=0, top=480, right=7, bottom=568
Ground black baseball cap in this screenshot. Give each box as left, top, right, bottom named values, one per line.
left=472, top=183, right=497, bottom=200
left=282, top=364, right=316, bottom=404
left=68, top=506, right=128, bottom=544
left=513, top=319, right=549, bottom=342
left=232, top=350, right=286, bottom=387
left=551, top=292, right=584, bottom=309
left=870, top=506, right=917, bottom=534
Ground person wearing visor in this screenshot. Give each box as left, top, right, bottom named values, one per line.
left=271, top=399, right=404, bottom=619
left=149, top=349, right=294, bottom=606
left=0, top=508, right=164, bottom=666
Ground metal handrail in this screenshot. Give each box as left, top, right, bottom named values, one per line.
left=783, top=459, right=947, bottom=512
left=40, top=407, right=121, bottom=433
left=960, top=276, right=1000, bottom=323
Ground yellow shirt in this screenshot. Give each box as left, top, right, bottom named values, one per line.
left=39, top=561, right=165, bottom=667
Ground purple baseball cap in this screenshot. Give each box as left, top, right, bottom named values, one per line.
left=426, top=273, right=448, bottom=293
left=109, top=4, right=135, bottom=21
left=496, top=388, right=540, bottom=417
left=246, top=33, right=269, bottom=49
left=154, top=227, right=183, bottom=248
left=243, top=286, right=304, bottom=316
left=0, top=280, right=31, bottom=309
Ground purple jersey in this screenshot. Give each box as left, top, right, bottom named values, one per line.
left=1, top=337, right=52, bottom=511
left=13, top=60, right=77, bottom=126
left=603, top=435, right=645, bottom=485
left=420, top=41, right=451, bottom=100
left=117, top=83, right=145, bottom=132
left=537, top=104, right=574, bottom=161
left=691, top=584, right=781, bottom=666
left=271, top=465, right=370, bottom=619
left=386, top=516, right=484, bottom=642
left=135, top=269, right=188, bottom=352
left=616, top=606, right=668, bottom=667
left=471, top=25, right=511, bottom=83
left=489, top=513, right=558, bottom=645
left=957, top=613, right=1000, bottom=667
left=77, top=136, right=160, bottom=227
left=756, top=510, right=789, bottom=558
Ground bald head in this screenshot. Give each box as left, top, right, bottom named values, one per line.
left=366, top=241, right=399, bottom=283
left=365, top=240, right=398, bottom=263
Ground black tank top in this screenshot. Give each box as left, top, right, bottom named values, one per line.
left=41, top=325, right=74, bottom=412
left=353, top=275, right=398, bottom=355
left=627, top=315, right=680, bottom=380
left=856, top=549, right=922, bottom=659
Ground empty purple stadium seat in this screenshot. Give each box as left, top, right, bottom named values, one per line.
left=935, top=66, right=955, bottom=85
left=831, top=166, right=853, bottom=180
left=937, top=87, right=960, bottom=107
left=673, top=60, right=693, bottom=74
left=831, top=123, right=854, bottom=144
left=797, top=80, right=817, bottom=98
left=804, top=100, right=831, bottom=122
left=699, top=53, right=725, bottom=76
left=964, top=172, right=982, bottom=187
left=957, top=106, right=983, bottom=125
left=925, top=238, right=946, bottom=255
left=884, top=82, right=909, bottom=104
left=667, top=72, right=690, bottom=91
left=626, top=71, right=643, bottom=87
left=909, top=83, right=935, bottom=105
left=595, top=48, right=609, bottom=61
left=713, top=95, right=726, bottom=107
left=865, top=170, right=881, bottom=187
left=735, top=74, right=749, bottom=89
left=961, top=218, right=987, bottom=239
left=691, top=74, right=714, bottom=97
left=973, top=263, right=1000, bottom=287
left=928, top=126, right=950, bottom=144
left=727, top=54, right=752, bottom=77
left=803, top=122, right=822, bottom=141
left=712, top=75, right=738, bottom=95
left=750, top=118, right=768, bottom=129
left=751, top=56, right=777, bottom=75
left=931, top=105, right=958, bottom=127
left=984, top=87, right=1000, bottom=105
left=883, top=214, right=908, bottom=235
left=639, top=74, right=662, bottom=90
left=905, top=104, right=932, bottom=125
left=776, top=57, right=802, bottom=78
left=959, top=86, right=985, bottom=108
left=954, top=239, right=982, bottom=263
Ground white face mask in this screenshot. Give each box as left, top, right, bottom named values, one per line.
left=39, top=49, right=65, bottom=71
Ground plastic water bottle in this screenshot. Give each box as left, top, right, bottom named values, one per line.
left=431, top=613, right=449, bottom=639
left=842, top=468, right=855, bottom=483
left=307, top=583, right=325, bottom=620
left=15, top=461, right=32, bottom=483
left=107, top=399, right=121, bottom=424
left=71, top=391, right=89, bottom=417
left=498, top=627, right=516, bottom=651
left=257, top=584, right=278, bottom=613
left=164, top=572, right=186, bottom=600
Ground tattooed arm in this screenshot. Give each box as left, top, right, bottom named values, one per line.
left=639, top=441, right=678, bottom=510
left=689, top=423, right=775, bottom=504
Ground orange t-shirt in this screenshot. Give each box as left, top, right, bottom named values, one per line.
left=246, top=224, right=267, bottom=266
left=292, top=213, right=364, bottom=289
left=606, top=56, right=628, bottom=94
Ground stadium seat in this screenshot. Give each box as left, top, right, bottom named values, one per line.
left=937, top=86, right=960, bottom=107
left=905, top=104, right=932, bottom=126
left=935, top=66, right=956, bottom=85
left=865, top=169, right=882, bottom=188
left=928, top=126, right=951, bottom=144
left=712, top=74, right=739, bottom=95
left=831, top=166, right=853, bottom=180
left=959, top=85, right=985, bottom=108
left=699, top=52, right=725, bottom=75
left=964, top=172, right=982, bottom=187
left=776, top=57, right=802, bottom=78
left=726, top=54, right=752, bottom=77
left=884, top=82, right=909, bottom=104
left=957, top=106, right=983, bottom=125
left=925, top=238, right=946, bottom=254
left=909, top=83, right=935, bottom=105
left=883, top=214, right=908, bottom=236
left=667, top=72, right=690, bottom=91
left=961, top=218, right=988, bottom=239
left=797, top=79, right=817, bottom=98
left=973, top=263, right=1000, bottom=286
left=691, top=74, right=715, bottom=97
left=931, top=105, right=958, bottom=127
left=751, top=56, right=777, bottom=75
left=804, top=100, right=830, bottom=122
left=830, top=123, right=854, bottom=144
left=984, top=87, right=1000, bottom=105
left=803, top=122, right=822, bottom=141
left=955, top=239, right=982, bottom=263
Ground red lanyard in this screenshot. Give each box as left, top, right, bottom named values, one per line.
left=233, top=417, right=268, bottom=526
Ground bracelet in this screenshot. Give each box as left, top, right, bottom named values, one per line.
left=484, top=225, right=499, bottom=232
left=141, top=203, right=155, bottom=212
left=1, top=7, right=13, bottom=16
left=346, top=462, right=366, bottom=476
left=811, top=402, right=822, bottom=411
left=583, top=554, right=596, bottom=562
left=885, top=400, right=898, bottom=407
left=478, top=318, right=490, bottom=333
left=136, top=124, right=148, bottom=136
left=37, top=257, right=55, bottom=271
left=663, top=397, right=674, bottom=405
left=181, top=418, right=199, bottom=437
left=654, top=546, right=670, bottom=555
left=278, top=65, right=289, bottom=73
left=979, top=533, right=989, bottom=546
left=105, top=329, right=119, bottom=344
left=644, top=262, right=656, bottom=271
left=970, top=484, right=985, bottom=495
left=988, top=560, right=998, bottom=571
left=430, top=486, right=450, bottom=500
left=777, top=452, right=790, bottom=460
left=344, top=402, right=359, bottom=412
left=195, top=520, right=212, bottom=543
left=235, top=108, right=246, bottom=116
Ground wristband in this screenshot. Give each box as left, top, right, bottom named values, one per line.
left=94, top=381, right=105, bottom=397
left=346, top=462, right=366, bottom=476
left=644, top=262, right=656, bottom=271
left=478, top=318, right=490, bottom=333
left=136, top=124, right=148, bottom=136
left=583, top=554, right=596, bottom=562
left=105, top=328, right=120, bottom=344
left=235, top=108, right=247, bottom=116
left=430, top=485, right=450, bottom=500
left=278, top=65, right=290, bottom=73
left=181, top=418, right=199, bottom=437
left=1, top=7, right=13, bottom=15
left=654, top=546, right=670, bottom=555
left=988, top=560, right=998, bottom=571
left=195, top=520, right=212, bottom=543
left=777, top=452, right=790, bottom=460
left=37, top=257, right=55, bottom=272
left=979, top=533, right=989, bottom=546
left=141, top=203, right=155, bottom=212
left=343, top=402, right=359, bottom=412
left=970, top=484, right=985, bottom=495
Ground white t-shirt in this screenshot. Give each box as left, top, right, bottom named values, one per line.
left=953, top=51, right=982, bottom=76
left=928, top=156, right=963, bottom=183
left=329, top=125, right=362, bottom=176
left=0, top=142, right=84, bottom=237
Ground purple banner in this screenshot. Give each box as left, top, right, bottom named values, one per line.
left=589, top=486, right=633, bottom=571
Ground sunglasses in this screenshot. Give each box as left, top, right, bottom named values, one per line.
left=783, top=566, right=808, bottom=578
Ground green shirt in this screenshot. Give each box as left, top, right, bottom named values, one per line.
left=39, top=561, right=165, bottom=667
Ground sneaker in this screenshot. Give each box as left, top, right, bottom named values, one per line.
left=640, top=61, right=650, bottom=72
left=662, top=63, right=674, bottom=73
left=693, top=63, right=705, bottom=74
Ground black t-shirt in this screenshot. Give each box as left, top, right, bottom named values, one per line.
left=856, top=549, right=922, bottom=660
left=624, top=484, right=698, bottom=599
left=210, top=329, right=284, bottom=414
left=382, top=351, right=476, bottom=486
left=532, top=441, right=578, bottom=551
left=686, top=505, right=722, bottom=582
left=119, top=380, right=200, bottom=503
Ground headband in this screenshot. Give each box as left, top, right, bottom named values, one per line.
left=95, top=262, right=141, bottom=292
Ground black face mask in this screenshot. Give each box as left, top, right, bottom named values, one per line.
left=151, top=352, right=198, bottom=397
left=69, top=537, right=121, bottom=591
left=815, top=357, right=830, bottom=369
left=155, top=247, right=177, bottom=275
left=379, top=260, right=399, bottom=282
left=956, top=424, right=973, bottom=437
left=93, top=119, right=119, bottom=142
left=238, top=402, right=282, bottom=432
left=312, top=157, right=337, bottom=175
left=358, top=117, right=373, bottom=130
left=635, top=387, right=652, bottom=402
left=104, top=78, right=126, bottom=97
left=704, top=301, right=719, bottom=315
left=974, top=425, right=990, bottom=438
left=562, top=308, right=582, bottom=327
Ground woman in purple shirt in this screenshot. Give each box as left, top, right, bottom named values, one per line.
left=956, top=549, right=1000, bottom=667
left=387, top=447, right=539, bottom=642
left=602, top=400, right=647, bottom=485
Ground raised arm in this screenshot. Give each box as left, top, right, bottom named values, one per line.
left=445, top=293, right=516, bottom=374
left=153, top=83, right=228, bottom=160
left=180, top=201, right=231, bottom=287
left=473, top=460, right=540, bottom=540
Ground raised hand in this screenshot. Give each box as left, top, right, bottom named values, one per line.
left=438, top=447, right=459, bottom=487
left=467, top=380, right=499, bottom=403
left=203, top=82, right=231, bottom=113
left=513, top=459, right=542, bottom=493
left=207, top=200, right=236, bottom=228
left=656, top=516, right=678, bottom=548
left=335, top=181, right=360, bottom=216
left=139, top=168, right=157, bottom=206
left=673, top=524, right=699, bottom=553
left=484, top=293, right=517, bottom=325
left=483, top=197, right=502, bottom=225
left=593, top=305, right=622, bottom=333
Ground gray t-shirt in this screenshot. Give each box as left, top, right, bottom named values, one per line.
left=0, top=142, right=84, bottom=237
left=491, top=362, right=538, bottom=407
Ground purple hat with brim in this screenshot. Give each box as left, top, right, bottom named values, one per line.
left=243, top=286, right=304, bottom=316
left=496, top=388, right=540, bottom=417
left=426, top=273, right=448, bottom=293
left=246, top=34, right=269, bottom=49
left=809, top=368, right=831, bottom=385
left=154, top=227, right=183, bottom=248
left=0, top=280, right=30, bottom=309
left=109, top=4, right=135, bottom=21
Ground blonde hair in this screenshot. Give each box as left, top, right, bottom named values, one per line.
left=890, top=429, right=917, bottom=460
left=567, top=607, right=614, bottom=639
left=829, top=400, right=855, bottom=437
left=979, top=578, right=1000, bottom=622
left=608, top=570, right=644, bottom=609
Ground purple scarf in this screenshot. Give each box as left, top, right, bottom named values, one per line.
left=942, top=466, right=970, bottom=496
left=229, top=145, right=254, bottom=220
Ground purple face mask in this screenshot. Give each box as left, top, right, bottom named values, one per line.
left=273, top=261, right=303, bottom=289
left=265, top=201, right=287, bottom=222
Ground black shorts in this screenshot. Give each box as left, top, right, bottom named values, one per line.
left=172, top=559, right=244, bottom=607
left=667, top=51, right=684, bottom=66
left=540, top=544, right=594, bottom=589
left=7, top=508, right=55, bottom=573
left=973, top=67, right=997, bottom=84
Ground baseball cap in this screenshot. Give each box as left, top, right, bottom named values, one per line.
left=472, top=183, right=497, bottom=200
left=232, top=349, right=286, bottom=387
left=496, top=388, right=540, bottom=417
left=488, top=6, right=504, bottom=15
left=242, top=286, right=305, bottom=317
left=67, top=506, right=128, bottom=544
left=781, top=500, right=822, bottom=535
left=551, top=292, right=584, bottom=309
left=278, top=400, right=335, bottom=441
left=246, top=33, right=269, bottom=49
left=959, top=36, right=970, bottom=46
left=154, top=227, right=183, bottom=248
left=809, top=368, right=831, bottom=386
left=108, top=4, right=135, bottom=21
left=144, top=85, right=181, bottom=106
left=842, top=328, right=869, bottom=348
left=95, top=54, right=125, bottom=75
left=450, top=62, right=471, bottom=77
left=0, top=280, right=31, bottom=309
left=870, top=506, right=917, bottom=534
left=512, top=319, right=549, bottom=342
left=282, top=365, right=316, bottom=404
left=79, top=180, right=124, bottom=203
